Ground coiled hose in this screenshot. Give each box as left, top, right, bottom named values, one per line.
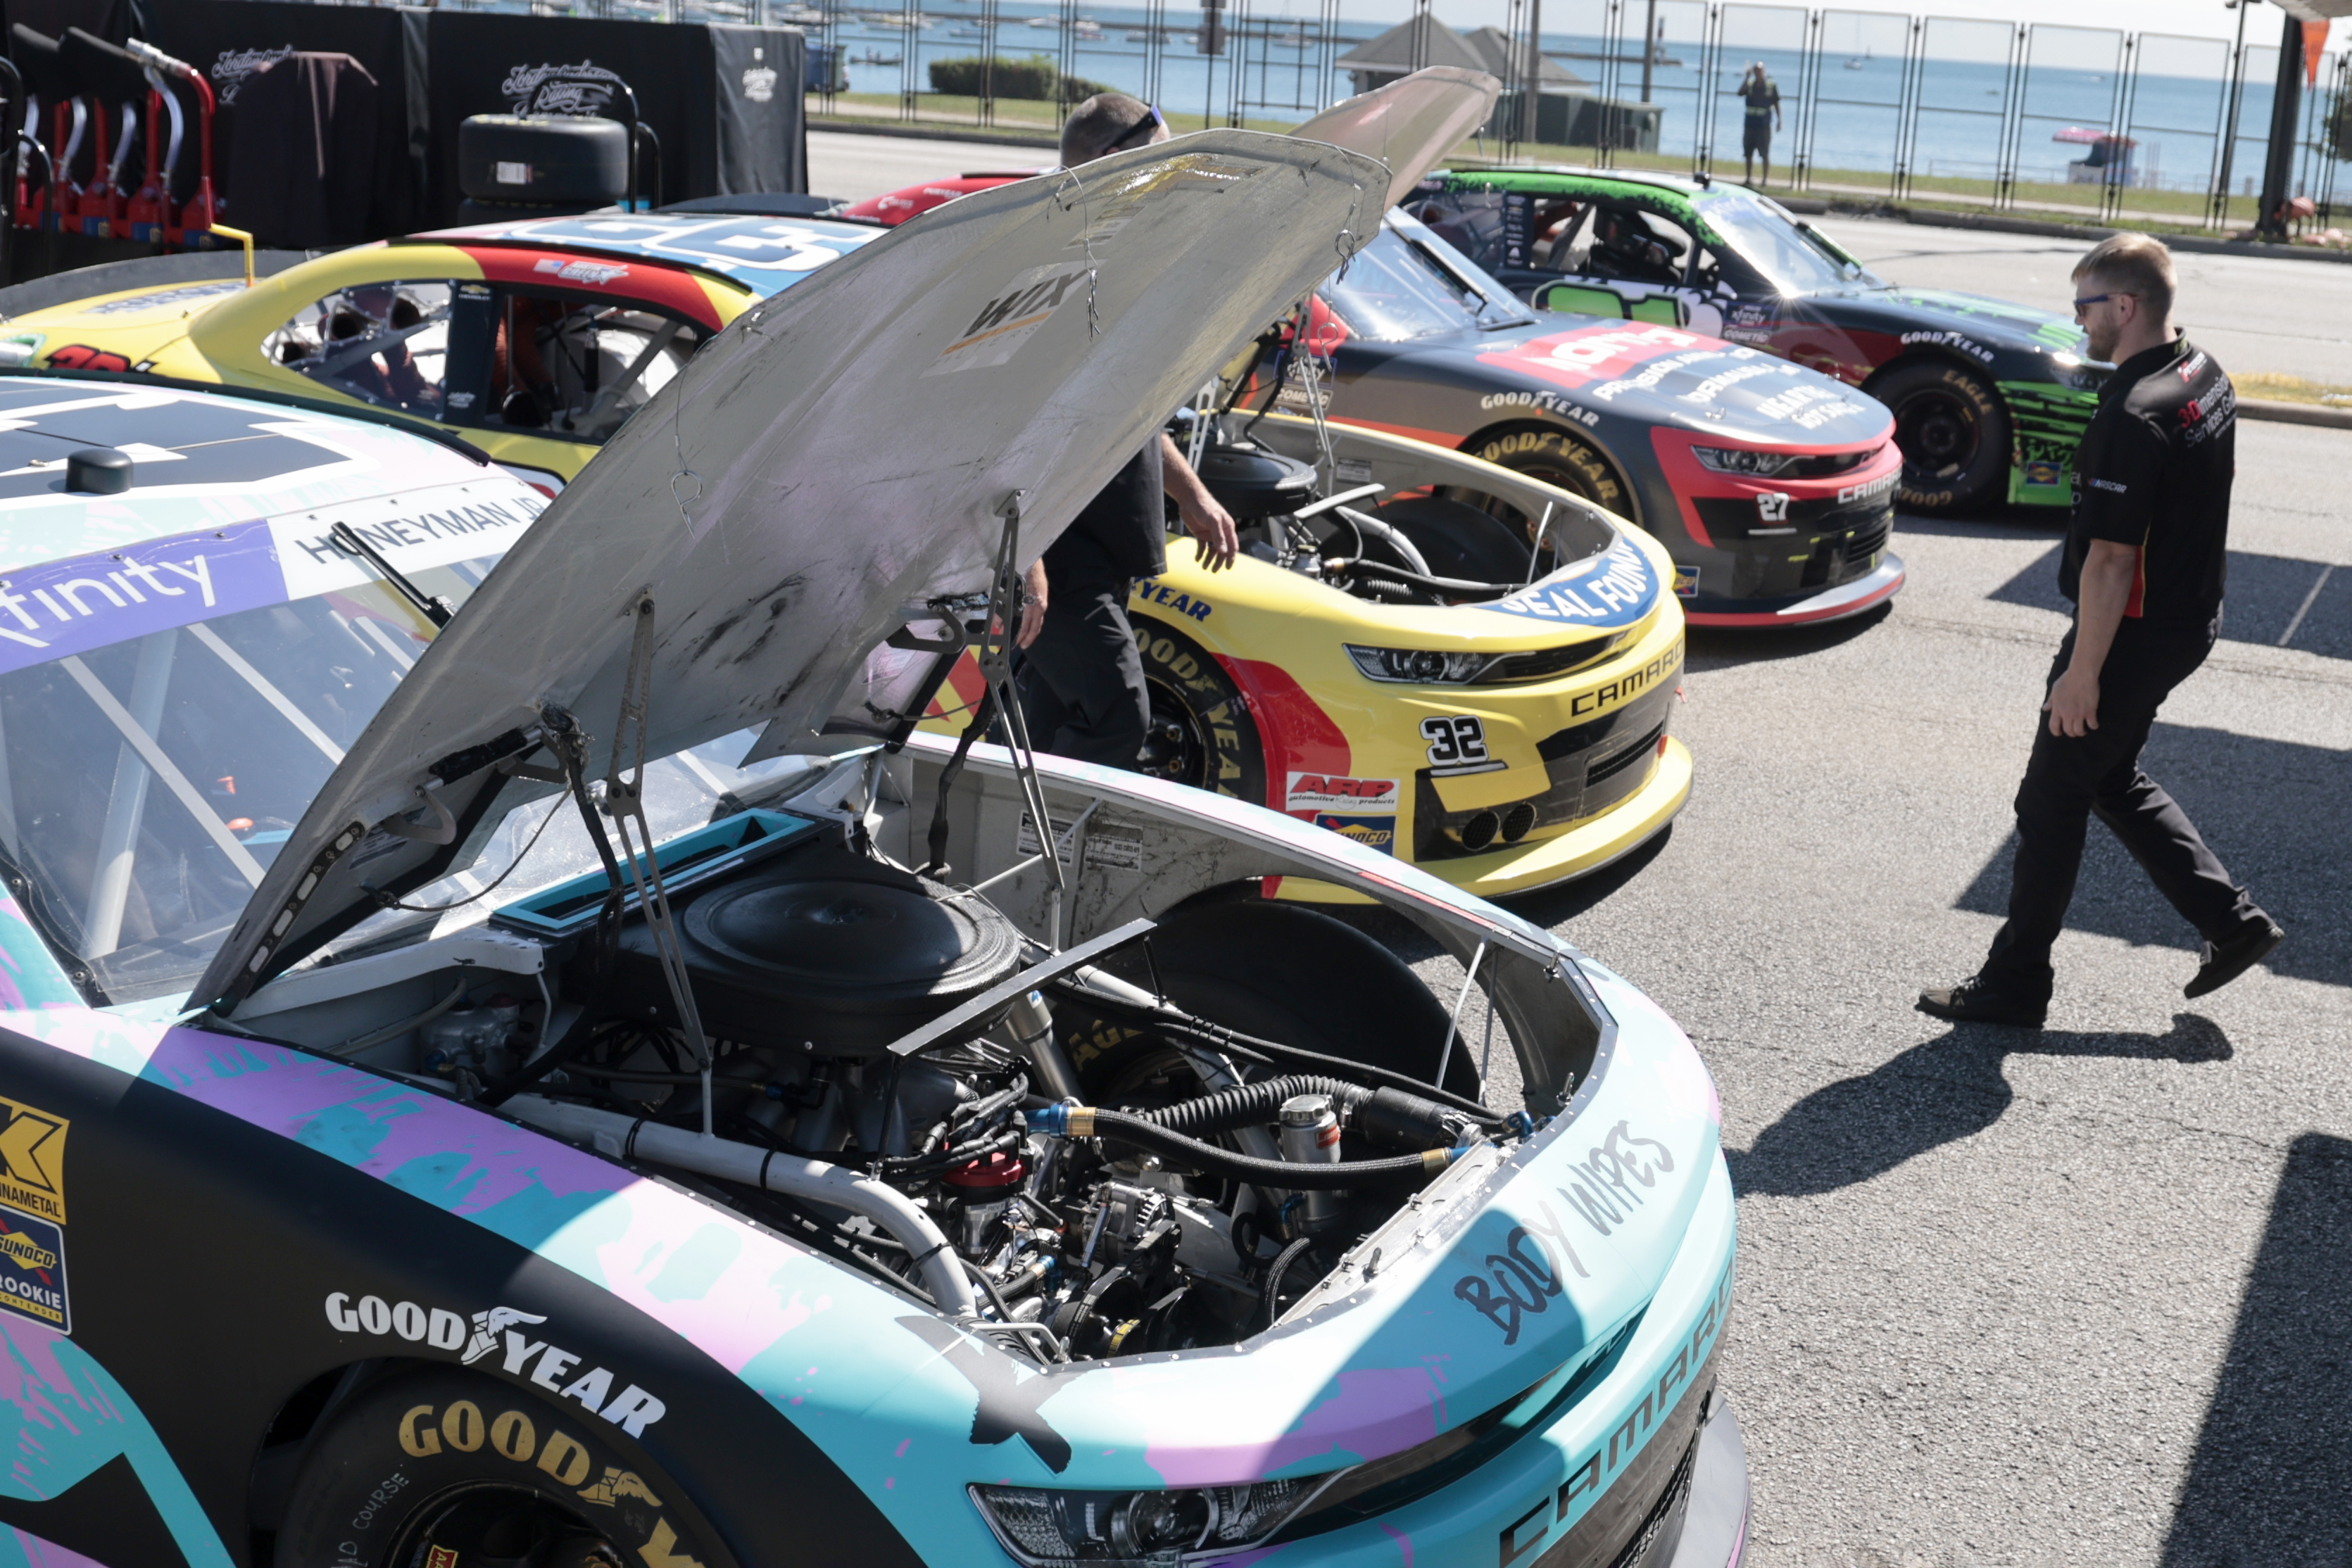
left=1133, top=1074, right=1366, bottom=1136
left=1027, top=1104, right=1461, bottom=1189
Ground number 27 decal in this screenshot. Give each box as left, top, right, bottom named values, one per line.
left=1421, top=715, right=1492, bottom=770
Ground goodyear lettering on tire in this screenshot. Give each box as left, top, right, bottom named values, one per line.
left=395, top=1402, right=699, bottom=1565
left=1474, top=426, right=1624, bottom=511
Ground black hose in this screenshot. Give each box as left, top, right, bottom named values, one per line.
left=1088, top=1108, right=1451, bottom=1190
left=1133, top=1075, right=1365, bottom=1136
left=1262, top=1236, right=1319, bottom=1330
left=1328, top=557, right=1523, bottom=596
left=1054, top=983, right=1503, bottom=1125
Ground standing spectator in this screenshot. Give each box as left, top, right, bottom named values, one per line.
left=1919, top=234, right=2282, bottom=1028
left=1739, top=63, right=1781, bottom=188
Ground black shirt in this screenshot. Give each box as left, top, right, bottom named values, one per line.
left=1045, top=441, right=1167, bottom=586
left=2061, top=334, right=2234, bottom=628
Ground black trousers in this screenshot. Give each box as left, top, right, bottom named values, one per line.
left=1982, top=617, right=2266, bottom=997
left=1016, top=578, right=1149, bottom=769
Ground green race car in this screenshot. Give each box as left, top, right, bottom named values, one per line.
left=1411, top=166, right=2104, bottom=513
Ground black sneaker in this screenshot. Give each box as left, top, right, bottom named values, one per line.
left=1916, top=975, right=2046, bottom=1029
left=2184, top=921, right=2285, bottom=999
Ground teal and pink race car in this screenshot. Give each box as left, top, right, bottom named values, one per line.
left=0, top=128, right=1745, bottom=1568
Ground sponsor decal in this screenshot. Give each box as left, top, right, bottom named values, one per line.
left=1480, top=322, right=1704, bottom=393
left=1750, top=381, right=1873, bottom=429
left=501, top=61, right=630, bottom=117
left=1728, top=301, right=1775, bottom=329
left=209, top=45, right=296, bottom=106
left=0, top=332, right=42, bottom=367
left=1421, top=714, right=1500, bottom=776
left=2180, top=350, right=2208, bottom=381
left=2088, top=476, right=2127, bottom=494
left=1314, top=814, right=1396, bottom=851
left=1671, top=564, right=1700, bottom=598
left=2179, top=382, right=2234, bottom=446
left=1452, top=1199, right=1585, bottom=1346
left=0, top=1096, right=65, bottom=1224
left=927, top=263, right=1093, bottom=375
left=1755, top=492, right=1790, bottom=523
left=86, top=282, right=244, bottom=317
left=1836, top=471, right=1900, bottom=505
left=327, top=1295, right=667, bottom=1436
left=2022, top=460, right=2063, bottom=489
left=1487, top=538, right=1658, bottom=629
left=1286, top=772, right=1399, bottom=811
left=1567, top=641, right=1680, bottom=720
left=1899, top=328, right=1995, bottom=365
left=533, top=257, right=631, bottom=286
left=1131, top=578, right=1213, bottom=621
left=741, top=65, right=779, bottom=103
left=0, top=1206, right=67, bottom=1332
left=1584, top=350, right=1722, bottom=405
left=1014, top=813, right=1144, bottom=871
left=1476, top=388, right=1603, bottom=427
left=1680, top=362, right=1776, bottom=403
left=427, top=1546, right=458, bottom=1568
left=43, top=345, right=133, bottom=373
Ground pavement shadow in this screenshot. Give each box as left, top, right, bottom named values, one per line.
left=2161, top=1132, right=2352, bottom=1567
left=1956, top=722, right=2351, bottom=990
left=1990, top=542, right=2352, bottom=659
left=1328, top=828, right=1679, bottom=966
left=1685, top=603, right=1892, bottom=672
left=1726, top=1013, right=2232, bottom=1198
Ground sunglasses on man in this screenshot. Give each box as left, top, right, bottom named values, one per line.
left=1107, top=103, right=1169, bottom=153
left=2072, top=291, right=2136, bottom=317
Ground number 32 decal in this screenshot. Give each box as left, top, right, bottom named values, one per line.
left=1421, top=714, right=1493, bottom=772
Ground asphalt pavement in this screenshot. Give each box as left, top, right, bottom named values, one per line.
left=814, top=126, right=2352, bottom=1564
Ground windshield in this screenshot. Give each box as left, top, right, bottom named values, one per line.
left=0, top=549, right=816, bottom=1004
left=1320, top=220, right=1536, bottom=342
left=1693, top=192, right=1882, bottom=294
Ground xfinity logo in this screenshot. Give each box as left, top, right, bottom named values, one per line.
left=325, top=1294, right=667, bottom=1436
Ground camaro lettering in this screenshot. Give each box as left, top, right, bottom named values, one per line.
left=326, top=1294, right=667, bottom=1435
left=1567, top=644, right=1680, bottom=720
left=1836, top=472, right=1900, bottom=505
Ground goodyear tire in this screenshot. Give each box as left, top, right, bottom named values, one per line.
left=1131, top=613, right=1265, bottom=807
left=1064, top=901, right=1478, bottom=1104
left=1469, top=422, right=1630, bottom=521
left=1873, top=358, right=2011, bottom=513
left=274, top=1368, right=717, bottom=1568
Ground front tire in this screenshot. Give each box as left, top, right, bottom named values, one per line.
left=1873, top=359, right=2011, bottom=513
left=1131, top=614, right=1266, bottom=807
left=274, top=1369, right=716, bottom=1568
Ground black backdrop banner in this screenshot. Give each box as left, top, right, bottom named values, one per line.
left=142, top=0, right=429, bottom=239
left=422, top=16, right=806, bottom=225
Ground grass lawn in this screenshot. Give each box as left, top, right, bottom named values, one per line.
left=2234, top=372, right=2352, bottom=405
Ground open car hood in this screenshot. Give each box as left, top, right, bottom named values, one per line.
left=195, top=129, right=1386, bottom=1010
left=1289, top=67, right=1499, bottom=198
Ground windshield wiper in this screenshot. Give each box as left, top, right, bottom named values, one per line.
left=331, top=521, right=455, bottom=627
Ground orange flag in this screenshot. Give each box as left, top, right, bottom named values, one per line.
left=2306, top=20, right=2330, bottom=88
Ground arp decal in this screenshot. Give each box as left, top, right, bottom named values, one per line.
left=0, top=1094, right=68, bottom=1223
left=1421, top=714, right=1497, bottom=776
left=1285, top=772, right=1399, bottom=811
left=1486, top=538, right=1659, bottom=629
left=0, top=1206, right=67, bottom=1332
left=927, top=263, right=1093, bottom=375
left=327, top=1294, right=668, bottom=1436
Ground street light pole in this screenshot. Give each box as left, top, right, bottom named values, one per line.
left=1523, top=0, right=1544, bottom=148
left=1640, top=0, right=1657, bottom=104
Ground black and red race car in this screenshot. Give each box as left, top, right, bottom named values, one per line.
left=853, top=179, right=1903, bottom=628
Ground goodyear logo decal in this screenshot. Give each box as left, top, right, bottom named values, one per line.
left=0, top=1207, right=67, bottom=1332
left=1485, top=539, right=1658, bottom=629
left=0, top=1096, right=67, bottom=1224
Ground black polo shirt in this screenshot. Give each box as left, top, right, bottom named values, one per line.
left=1045, top=441, right=1167, bottom=588
left=2061, top=334, right=2234, bottom=630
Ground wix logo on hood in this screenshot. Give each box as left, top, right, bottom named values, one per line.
left=325, top=1294, right=668, bottom=1436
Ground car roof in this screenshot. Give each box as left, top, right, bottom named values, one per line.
left=412, top=212, right=882, bottom=298
left=1433, top=164, right=1716, bottom=201
left=0, top=372, right=504, bottom=570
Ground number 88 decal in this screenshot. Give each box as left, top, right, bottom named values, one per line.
left=1420, top=714, right=1489, bottom=766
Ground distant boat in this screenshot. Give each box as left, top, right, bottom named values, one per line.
left=856, top=49, right=904, bottom=63
left=1844, top=46, right=1870, bottom=70
left=1073, top=18, right=1102, bottom=38
left=1026, top=15, right=1055, bottom=26
left=1125, top=28, right=1155, bottom=42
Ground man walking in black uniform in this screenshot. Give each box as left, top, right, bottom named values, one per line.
left=1014, top=93, right=1238, bottom=766
left=1920, top=234, right=2283, bottom=1028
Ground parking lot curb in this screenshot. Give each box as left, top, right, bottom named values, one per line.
left=1787, top=196, right=2352, bottom=266
left=808, top=117, right=1058, bottom=151
left=2237, top=397, right=2352, bottom=431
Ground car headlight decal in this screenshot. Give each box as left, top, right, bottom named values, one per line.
left=971, top=1477, right=1324, bottom=1564
left=1347, top=645, right=1497, bottom=684
left=1689, top=444, right=1797, bottom=476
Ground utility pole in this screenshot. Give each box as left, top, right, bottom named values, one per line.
left=2213, top=0, right=2253, bottom=228
left=1640, top=0, right=1658, bottom=104
left=1522, top=0, right=1543, bottom=147
left=2255, top=6, right=2306, bottom=240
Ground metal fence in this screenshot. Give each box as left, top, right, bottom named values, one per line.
left=273, top=0, right=2350, bottom=229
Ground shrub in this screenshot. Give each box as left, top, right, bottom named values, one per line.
left=929, top=53, right=1112, bottom=103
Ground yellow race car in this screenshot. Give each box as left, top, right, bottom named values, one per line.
left=927, top=412, right=1690, bottom=901
left=0, top=212, right=881, bottom=490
